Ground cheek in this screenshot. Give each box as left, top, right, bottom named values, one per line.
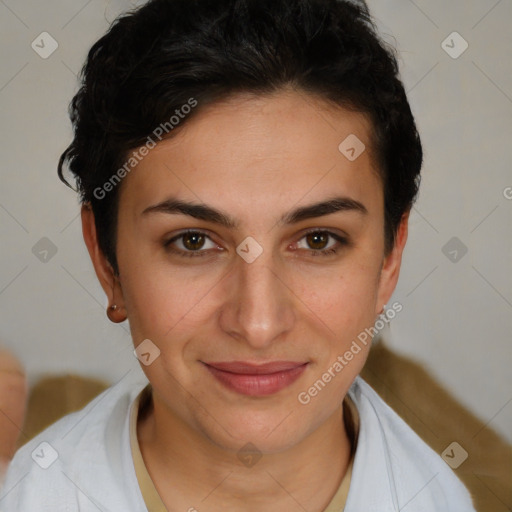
left=293, top=266, right=379, bottom=401
left=120, top=267, right=215, bottom=385
left=292, top=257, right=381, bottom=330
left=116, top=234, right=228, bottom=363
left=121, top=264, right=218, bottom=341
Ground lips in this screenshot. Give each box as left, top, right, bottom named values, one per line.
left=204, top=361, right=306, bottom=374
left=202, top=361, right=309, bottom=396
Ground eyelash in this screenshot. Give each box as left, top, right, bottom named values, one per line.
left=302, top=230, right=348, bottom=257
left=163, top=229, right=349, bottom=259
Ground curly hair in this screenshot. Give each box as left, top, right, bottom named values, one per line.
left=58, top=0, right=422, bottom=275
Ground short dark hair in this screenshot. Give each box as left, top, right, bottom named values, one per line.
left=58, top=0, right=422, bottom=276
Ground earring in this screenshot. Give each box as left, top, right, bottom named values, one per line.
left=106, top=303, right=125, bottom=322
left=380, top=304, right=387, bottom=315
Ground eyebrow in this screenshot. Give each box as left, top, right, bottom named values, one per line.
left=141, top=196, right=368, bottom=228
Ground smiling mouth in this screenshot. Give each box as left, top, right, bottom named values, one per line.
left=202, top=361, right=309, bottom=396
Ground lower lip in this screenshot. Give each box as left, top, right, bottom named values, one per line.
left=203, top=363, right=308, bottom=396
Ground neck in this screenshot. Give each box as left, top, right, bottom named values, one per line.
left=137, top=390, right=353, bottom=512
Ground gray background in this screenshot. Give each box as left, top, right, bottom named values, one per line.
left=0, top=0, right=511, bottom=443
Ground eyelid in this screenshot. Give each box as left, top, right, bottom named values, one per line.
left=298, top=226, right=350, bottom=241
left=163, top=227, right=350, bottom=257
left=291, top=227, right=350, bottom=252
left=164, top=229, right=220, bottom=250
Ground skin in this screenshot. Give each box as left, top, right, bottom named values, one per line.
left=82, top=88, right=409, bottom=511
left=0, top=349, right=27, bottom=483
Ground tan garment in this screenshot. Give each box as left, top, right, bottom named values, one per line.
left=129, top=385, right=360, bottom=512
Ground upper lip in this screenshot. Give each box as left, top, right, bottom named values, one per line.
left=203, top=361, right=308, bottom=374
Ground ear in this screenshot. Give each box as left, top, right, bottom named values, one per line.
left=375, top=210, right=410, bottom=316
left=81, top=203, right=126, bottom=321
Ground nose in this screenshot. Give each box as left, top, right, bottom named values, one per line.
left=219, top=246, right=296, bottom=350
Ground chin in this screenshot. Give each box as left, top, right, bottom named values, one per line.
left=198, top=408, right=314, bottom=456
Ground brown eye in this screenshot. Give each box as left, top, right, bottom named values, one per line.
left=164, top=230, right=219, bottom=258
left=295, top=230, right=349, bottom=257
left=305, top=231, right=330, bottom=250
left=182, top=232, right=206, bottom=251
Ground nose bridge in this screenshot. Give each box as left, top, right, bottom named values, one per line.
left=224, top=244, right=294, bottom=348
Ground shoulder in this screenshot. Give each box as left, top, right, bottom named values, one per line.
left=0, top=374, right=147, bottom=511
left=346, top=376, right=476, bottom=512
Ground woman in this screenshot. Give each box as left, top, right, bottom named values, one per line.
left=1, top=0, right=476, bottom=510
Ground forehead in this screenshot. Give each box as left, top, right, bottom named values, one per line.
left=118, top=90, right=383, bottom=222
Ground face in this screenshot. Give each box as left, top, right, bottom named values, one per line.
left=83, top=89, right=407, bottom=454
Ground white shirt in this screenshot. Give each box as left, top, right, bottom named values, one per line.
left=0, top=375, right=476, bottom=511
